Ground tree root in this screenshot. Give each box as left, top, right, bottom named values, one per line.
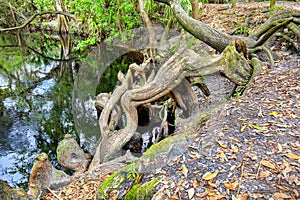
left=90, top=39, right=254, bottom=168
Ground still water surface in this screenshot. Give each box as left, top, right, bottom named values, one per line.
left=0, top=31, right=97, bottom=189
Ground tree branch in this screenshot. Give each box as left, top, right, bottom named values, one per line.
left=0, top=11, right=75, bottom=32
left=155, top=0, right=234, bottom=52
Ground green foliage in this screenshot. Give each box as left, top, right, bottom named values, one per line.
left=125, top=178, right=160, bottom=200
left=33, top=0, right=55, bottom=11
left=67, top=0, right=142, bottom=51
left=126, top=160, right=139, bottom=183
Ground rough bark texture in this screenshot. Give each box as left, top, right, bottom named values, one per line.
left=89, top=5, right=300, bottom=167
left=89, top=39, right=254, bottom=168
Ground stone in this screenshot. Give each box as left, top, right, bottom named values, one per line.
left=0, top=179, right=29, bottom=200
left=57, top=134, right=90, bottom=175
left=138, top=134, right=191, bottom=173
left=27, top=153, right=70, bottom=198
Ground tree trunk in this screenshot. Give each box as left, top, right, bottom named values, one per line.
left=270, top=0, right=276, bottom=10
left=191, top=0, right=199, bottom=19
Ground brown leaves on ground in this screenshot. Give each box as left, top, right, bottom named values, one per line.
left=146, top=42, right=300, bottom=199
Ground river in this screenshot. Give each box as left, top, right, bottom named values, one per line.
left=0, top=31, right=98, bottom=189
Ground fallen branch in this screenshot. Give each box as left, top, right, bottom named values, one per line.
left=46, top=187, right=63, bottom=200
left=0, top=11, right=75, bottom=32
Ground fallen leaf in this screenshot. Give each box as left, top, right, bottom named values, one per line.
left=192, top=179, right=197, bottom=188
left=188, top=188, right=195, bottom=199
left=230, top=144, right=240, bottom=154
left=259, top=171, right=272, bottom=179
left=224, top=180, right=238, bottom=190
left=284, top=153, right=300, bottom=160
left=178, top=164, right=188, bottom=178
left=293, top=189, right=299, bottom=198
left=170, top=195, right=180, bottom=200
left=202, top=171, right=219, bottom=181
left=273, top=192, right=292, bottom=199
left=275, top=184, right=290, bottom=191
left=280, top=162, right=292, bottom=177
left=249, top=123, right=262, bottom=130
left=236, top=193, right=249, bottom=200
left=230, top=165, right=236, bottom=171
left=217, top=141, right=227, bottom=148
left=277, top=143, right=283, bottom=153
left=240, top=125, right=247, bottom=132
left=218, top=149, right=227, bottom=160
left=260, top=160, right=276, bottom=169
left=269, top=111, right=283, bottom=117
left=165, top=189, right=171, bottom=198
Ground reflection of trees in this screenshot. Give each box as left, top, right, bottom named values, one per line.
left=0, top=28, right=80, bottom=189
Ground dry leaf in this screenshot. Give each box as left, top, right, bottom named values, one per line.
left=170, top=195, right=180, bottom=200
left=178, top=164, right=188, bottom=178
left=236, top=193, right=249, bottom=200
left=284, top=153, right=300, bottom=160
left=281, top=162, right=292, bottom=177
left=224, top=180, right=238, bottom=190
left=293, top=189, right=299, bottom=198
left=269, top=111, right=283, bottom=117
left=230, top=165, right=236, bottom=171
left=207, top=192, right=225, bottom=200
left=218, top=149, right=227, bottom=160
left=273, top=192, right=292, bottom=199
left=202, top=171, right=219, bottom=181
left=277, top=143, right=283, bottom=153
left=231, top=144, right=240, bottom=154
left=259, top=171, right=272, bottom=179
left=188, top=188, right=195, bottom=199
left=260, top=160, right=276, bottom=169
left=165, top=189, right=171, bottom=198
left=217, top=141, right=227, bottom=148
left=192, top=179, right=197, bottom=188
left=240, top=125, right=247, bottom=132
left=275, top=184, right=290, bottom=191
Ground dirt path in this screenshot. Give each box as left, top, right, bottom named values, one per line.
left=147, top=49, right=299, bottom=199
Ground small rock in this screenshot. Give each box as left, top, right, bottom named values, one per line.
left=57, top=134, right=90, bottom=175
left=27, top=153, right=70, bottom=198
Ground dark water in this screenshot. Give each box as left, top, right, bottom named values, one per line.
left=0, top=31, right=93, bottom=189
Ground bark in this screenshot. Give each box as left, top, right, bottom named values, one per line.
left=90, top=41, right=253, bottom=167
left=191, top=0, right=199, bottom=19
left=138, top=0, right=158, bottom=59
left=155, top=0, right=234, bottom=52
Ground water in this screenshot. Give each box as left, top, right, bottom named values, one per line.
left=0, top=31, right=89, bottom=189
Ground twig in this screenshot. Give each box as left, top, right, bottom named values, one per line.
left=46, top=187, right=63, bottom=200
left=236, top=161, right=244, bottom=197
left=0, top=11, right=75, bottom=32
left=256, top=159, right=262, bottom=179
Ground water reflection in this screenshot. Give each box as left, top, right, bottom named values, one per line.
left=0, top=31, right=81, bottom=189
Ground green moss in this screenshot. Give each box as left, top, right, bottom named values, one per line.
left=37, top=152, right=48, bottom=161
left=97, top=163, right=137, bottom=199
left=136, top=178, right=159, bottom=200
left=193, top=113, right=207, bottom=126
left=124, top=184, right=141, bottom=200
left=142, top=134, right=186, bottom=161
left=97, top=172, right=123, bottom=199
left=56, top=134, right=74, bottom=161
left=124, top=178, right=159, bottom=200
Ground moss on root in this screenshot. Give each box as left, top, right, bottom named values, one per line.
left=124, top=178, right=160, bottom=200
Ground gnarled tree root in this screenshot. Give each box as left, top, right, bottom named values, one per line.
left=89, top=39, right=253, bottom=169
